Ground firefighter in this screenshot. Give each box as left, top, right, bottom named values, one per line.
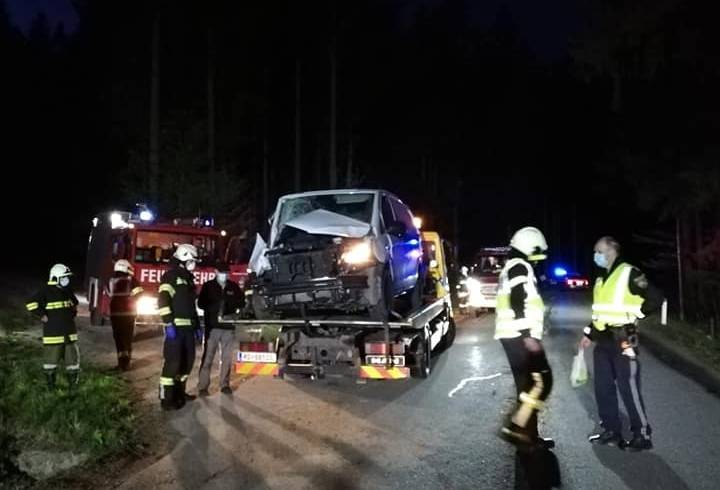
left=26, top=264, right=80, bottom=391
left=581, top=236, right=663, bottom=451
left=107, top=259, right=143, bottom=370
left=157, top=244, right=202, bottom=410
left=197, top=262, right=244, bottom=396
left=495, top=227, right=554, bottom=450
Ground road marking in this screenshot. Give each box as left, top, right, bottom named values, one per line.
left=448, top=373, right=502, bottom=398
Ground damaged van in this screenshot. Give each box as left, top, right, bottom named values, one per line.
left=249, top=189, right=424, bottom=320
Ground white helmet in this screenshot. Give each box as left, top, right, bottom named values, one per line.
left=49, top=263, right=73, bottom=282
left=114, top=259, right=133, bottom=275
left=173, top=243, right=198, bottom=262
left=510, top=227, right=548, bottom=260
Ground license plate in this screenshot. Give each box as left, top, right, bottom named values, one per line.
left=365, top=355, right=405, bottom=366
left=238, top=351, right=277, bottom=363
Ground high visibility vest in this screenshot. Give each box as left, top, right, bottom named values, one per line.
left=495, top=258, right=545, bottom=340
left=592, top=263, right=645, bottom=330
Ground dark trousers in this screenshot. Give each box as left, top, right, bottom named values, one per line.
left=110, top=314, right=135, bottom=368
left=594, top=337, right=651, bottom=437
left=159, top=328, right=196, bottom=405
left=501, top=337, right=553, bottom=438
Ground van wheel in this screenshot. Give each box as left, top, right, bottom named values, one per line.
left=369, top=267, right=393, bottom=321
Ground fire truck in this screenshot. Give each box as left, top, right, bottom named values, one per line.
left=85, top=208, right=250, bottom=326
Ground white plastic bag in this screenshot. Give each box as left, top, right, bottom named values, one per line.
left=570, top=348, right=589, bottom=388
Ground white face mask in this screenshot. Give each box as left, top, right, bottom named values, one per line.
left=59, top=277, right=70, bottom=287
left=216, top=273, right=228, bottom=284
left=185, top=260, right=197, bottom=271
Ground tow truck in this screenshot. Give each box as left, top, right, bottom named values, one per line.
left=85, top=206, right=250, bottom=326
left=226, top=230, right=456, bottom=381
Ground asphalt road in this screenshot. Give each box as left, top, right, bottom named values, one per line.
left=105, top=292, right=720, bottom=490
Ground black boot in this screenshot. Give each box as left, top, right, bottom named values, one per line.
left=67, top=371, right=80, bottom=395
left=159, top=383, right=177, bottom=411
left=173, top=384, right=186, bottom=409
left=179, top=381, right=196, bottom=402
left=620, top=435, right=653, bottom=452
left=45, top=371, right=56, bottom=390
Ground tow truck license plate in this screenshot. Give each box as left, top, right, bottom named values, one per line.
left=238, top=351, right=277, bottom=363
left=366, top=355, right=405, bottom=366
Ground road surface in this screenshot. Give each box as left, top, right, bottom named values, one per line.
left=84, top=292, right=720, bottom=489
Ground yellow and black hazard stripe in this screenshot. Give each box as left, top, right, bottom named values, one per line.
left=359, top=365, right=410, bottom=380
left=235, top=362, right=279, bottom=376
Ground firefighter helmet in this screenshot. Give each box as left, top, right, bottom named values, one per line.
left=173, top=244, right=198, bottom=262
left=49, top=263, right=73, bottom=282
left=114, top=259, right=133, bottom=275
left=510, top=227, right=548, bottom=260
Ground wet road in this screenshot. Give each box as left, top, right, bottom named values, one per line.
left=111, top=292, right=720, bottom=489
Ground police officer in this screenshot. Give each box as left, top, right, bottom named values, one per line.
left=197, top=262, right=244, bottom=396
left=108, top=259, right=143, bottom=370
left=157, top=244, right=202, bottom=410
left=495, top=227, right=554, bottom=449
left=26, top=264, right=80, bottom=391
left=581, top=236, right=663, bottom=451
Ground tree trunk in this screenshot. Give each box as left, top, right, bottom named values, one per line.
left=345, top=131, right=353, bottom=188
left=207, top=27, right=216, bottom=211
left=294, top=57, right=302, bottom=192
left=149, top=15, right=160, bottom=203
left=328, top=5, right=337, bottom=188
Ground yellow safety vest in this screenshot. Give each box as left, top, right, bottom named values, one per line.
left=592, top=262, right=645, bottom=330
left=495, top=258, right=545, bottom=340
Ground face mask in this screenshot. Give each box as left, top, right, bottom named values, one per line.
left=59, top=277, right=70, bottom=288
left=185, top=260, right=197, bottom=271
left=216, top=273, right=227, bottom=284
left=594, top=252, right=608, bottom=269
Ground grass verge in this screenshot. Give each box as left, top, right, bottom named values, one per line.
left=0, top=335, right=138, bottom=486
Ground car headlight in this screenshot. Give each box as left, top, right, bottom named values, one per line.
left=136, top=296, right=158, bottom=316
left=341, top=242, right=373, bottom=265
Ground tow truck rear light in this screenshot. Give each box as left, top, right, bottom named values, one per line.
left=365, top=341, right=405, bottom=355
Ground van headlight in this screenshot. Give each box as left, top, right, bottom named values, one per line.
left=136, top=296, right=158, bottom=316
left=341, top=242, right=373, bottom=265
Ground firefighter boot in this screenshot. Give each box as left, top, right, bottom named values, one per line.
left=45, top=371, right=56, bottom=390
left=67, top=371, right=80, bottom=395
left=173, top=384, right=186, bottom=410
left=179, top=381, right=196, bottom=402
left=159, top=383, right=177, bottom=411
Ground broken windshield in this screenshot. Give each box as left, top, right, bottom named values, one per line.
left=277, top=193, right=375, bottom=231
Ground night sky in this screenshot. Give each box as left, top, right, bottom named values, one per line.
left=2, top=0, right=714, bottom=302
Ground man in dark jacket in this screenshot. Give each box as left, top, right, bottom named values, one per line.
left=197, top=262, right=244, bottom=395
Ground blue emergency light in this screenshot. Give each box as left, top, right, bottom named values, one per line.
left=553, top=267, right=568, bottom=278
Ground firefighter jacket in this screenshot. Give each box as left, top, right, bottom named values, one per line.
left=157, top=265, right=199, bottom=328
left=108, top=271, right=143, bottom=316
left=198, top=279, right=244, bottom=330
left=495, top=251, right=545, bottom=340
left=26, top=282, right=79, bottom=344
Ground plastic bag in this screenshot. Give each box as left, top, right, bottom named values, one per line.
left=570, top=348, right=589, bottom=388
